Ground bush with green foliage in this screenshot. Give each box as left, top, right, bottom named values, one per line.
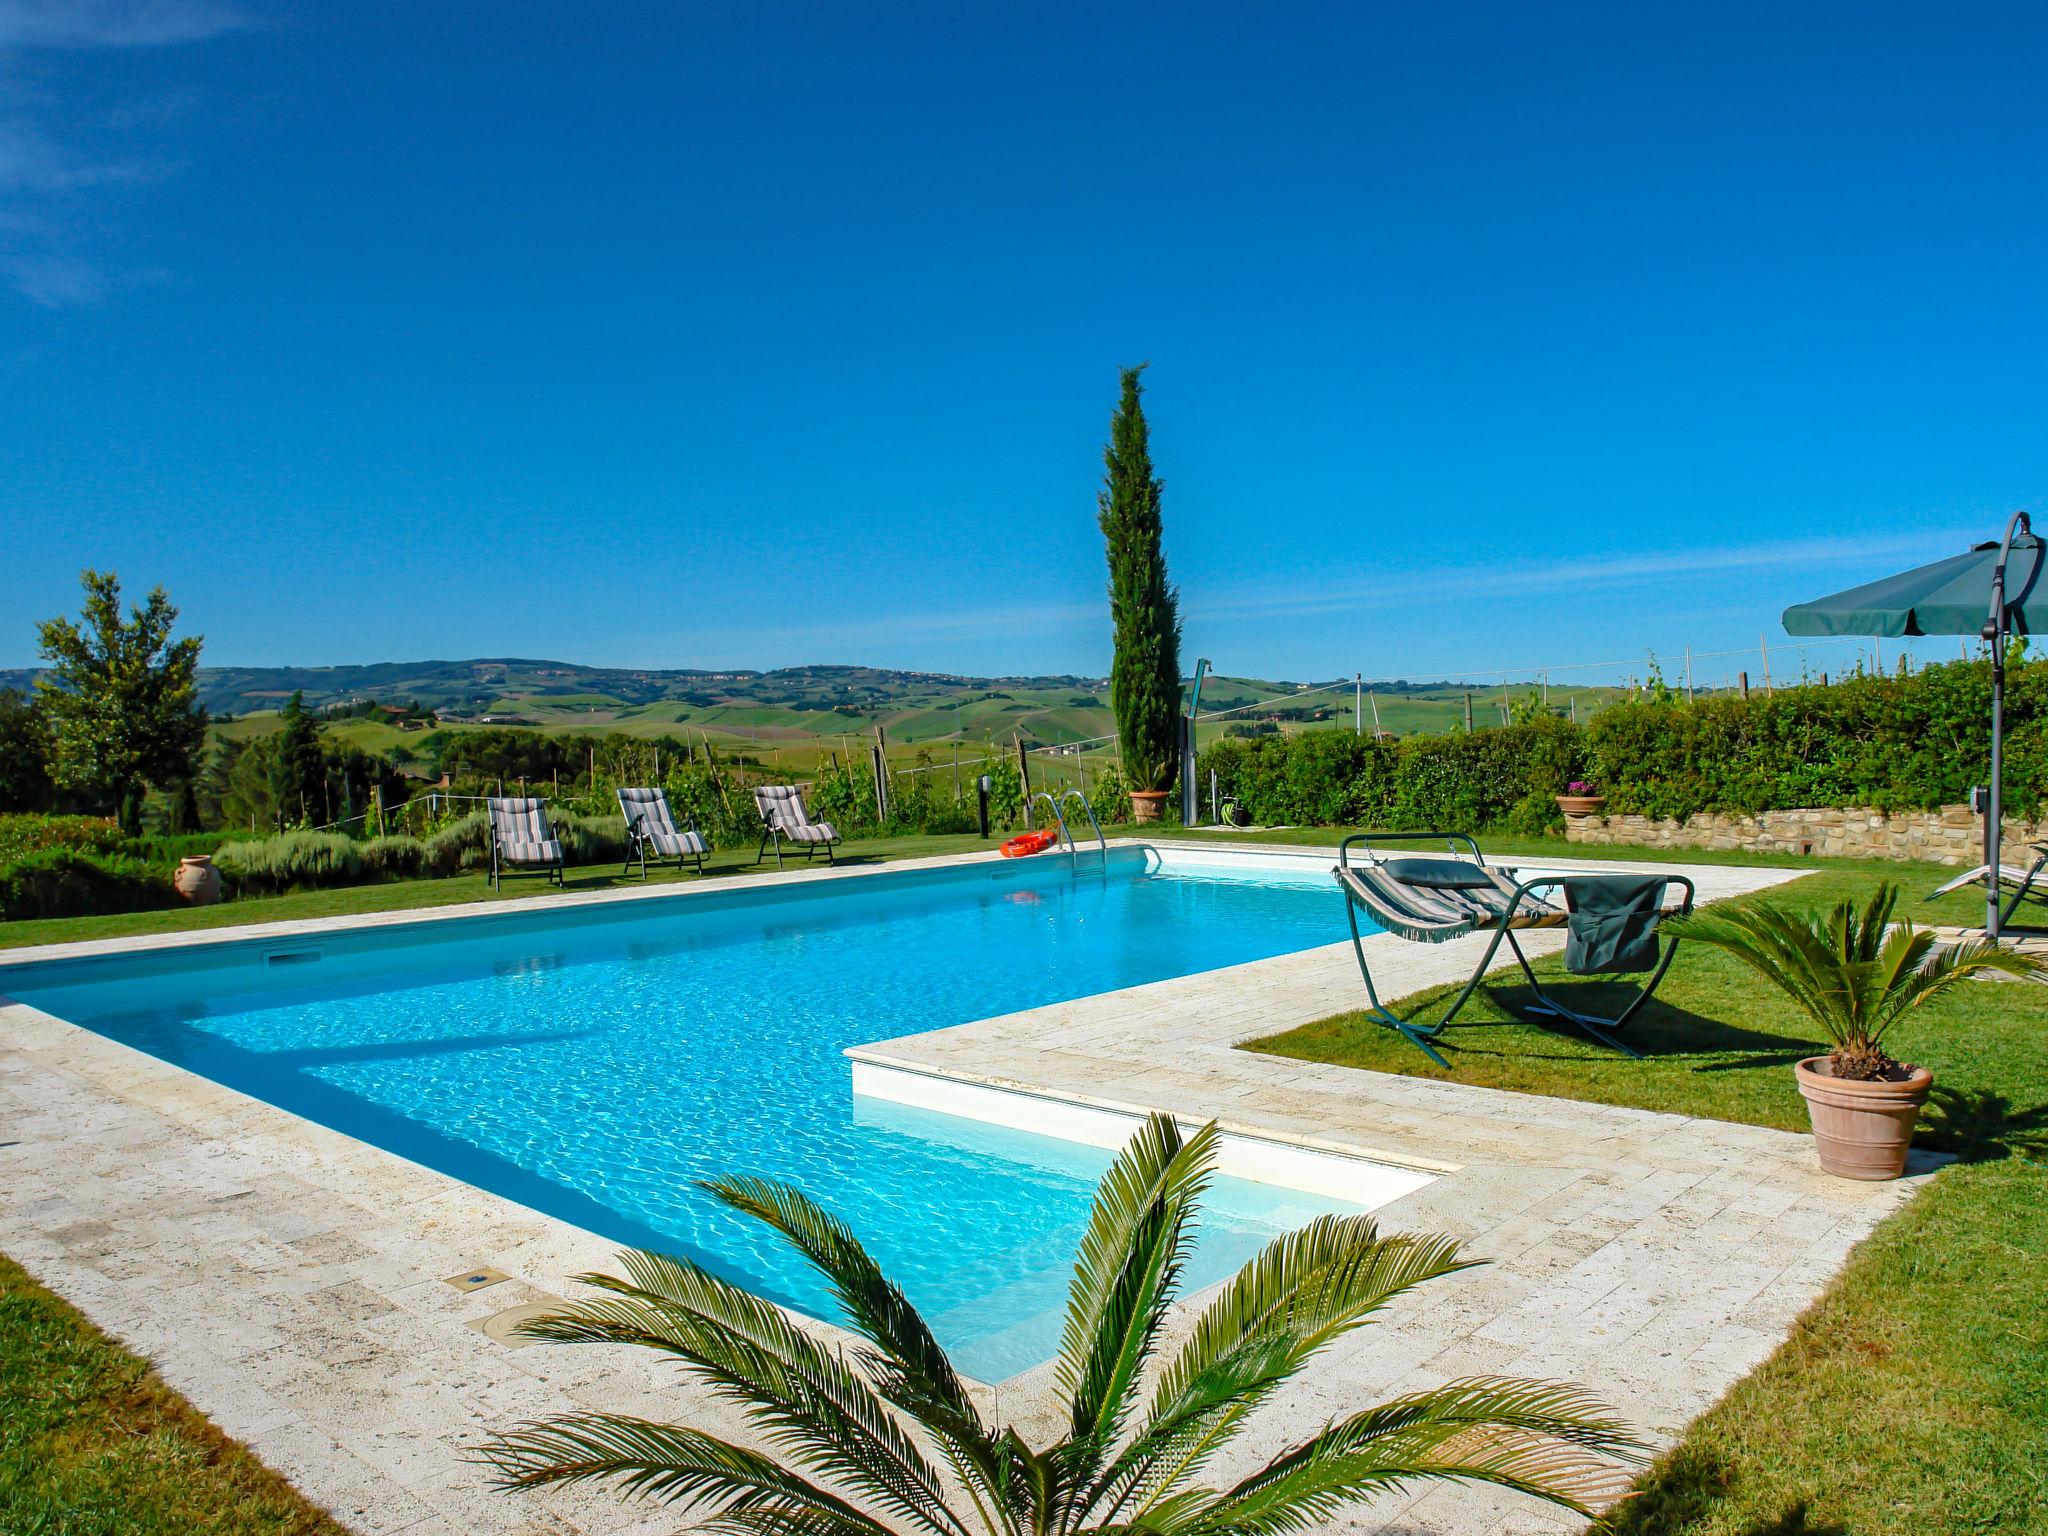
left=0, top=814, right=180, bottom=920
left=0, top=813, right=131, bottom=865
left=1199, top=716, right=1582, bottom=835
left=358, top=834, right=427, bottom=878
left=1584, top=659, right=2044, bottom=819
left=0, top=813, right=262, bottom=920
left=1197, top=657, right=2041, bottom=834
left=212, top=831, right=366, bottom=892
left=0, top=847, right=176, bottom=921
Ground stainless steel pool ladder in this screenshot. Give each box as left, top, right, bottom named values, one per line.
left=1026, top=789, right=1109, bottom=868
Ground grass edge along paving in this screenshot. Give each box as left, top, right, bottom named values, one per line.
left=0, top=831, right=1010, bottom=950
left=0, top=1251, right=351, bottom=1536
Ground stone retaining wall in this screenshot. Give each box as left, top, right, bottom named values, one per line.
left=1563, top=802, right=2046, bottom=866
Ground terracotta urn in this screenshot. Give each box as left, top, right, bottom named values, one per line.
left=1556, top=794, right=1606, bottom=817
left=1794, top=1056, right=1933, bottom=1180
left=1128, top=789, right=1170, bottom=825
left=173, top=854, right=223, bottom=906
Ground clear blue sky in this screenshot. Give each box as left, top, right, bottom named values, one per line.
left=4, top=1, right=2043, bottom=686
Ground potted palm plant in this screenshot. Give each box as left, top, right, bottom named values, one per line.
left=1669, top=885, right=2040, bottom=1180
left=481, top=1115, right=1642, bottom=1530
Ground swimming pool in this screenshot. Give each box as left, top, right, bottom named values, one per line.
left=0, top=846, right=1417, bottom=1380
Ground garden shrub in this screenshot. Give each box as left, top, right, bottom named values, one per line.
left=358, top=834, right=427, bottom=877
left=1196, top=657, right=2047, bottom=834
left=0, top=814, right=130, bottom=866
left=212, top=831, right=365, bottom=892
left=557, top=812, right=628, bottom=864
left=0, top=847, right=176, bottom=921
left=422, top=812, right=489, bottom=874
left=1087, top=763, right=1133, bottom=829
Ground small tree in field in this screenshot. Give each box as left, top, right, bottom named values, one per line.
left=271, top=690, right=327, bottom=828
left=1098, top=364, right=1182, bottom=797
left=35, top=570, right=206, bottom=832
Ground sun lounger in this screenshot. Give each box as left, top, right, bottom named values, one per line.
left=1930, top=844, right=2048, bottom=932
left=1333, top=832, right=1694, bottom=1067
left=486, top=797, right=565, bottom=890
left=616, top=787, right=709, bottom=879
left=752, top=784, right=841, bottom=868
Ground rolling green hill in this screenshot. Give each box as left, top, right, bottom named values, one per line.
left=3, top=657, right=1638, bottom=779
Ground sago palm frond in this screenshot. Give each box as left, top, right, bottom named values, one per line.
left=477, top=1412, right=894, bottom=1534
left=1054, top=1115, right=1217, bottom=1491
left=702, top=1175, right=1011, bottom=1532
left=509, top=1250, right=970, bottom=1536
left=478, top=1114, right=1644, bottom=1536
left=1096, top=1219, right=1475, bottom=1520
left=1670, top=882, right=2043, bottom=1057
left=1175, top=1377, right=1643, bottom=1534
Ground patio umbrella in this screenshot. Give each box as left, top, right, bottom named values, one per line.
left=1782, top=509, right=2043, bottom=938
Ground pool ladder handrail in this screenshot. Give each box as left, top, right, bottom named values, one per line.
left=1058, top=788, right=1109, bottom=866
left=1027, top=789, right=1108, bottom=868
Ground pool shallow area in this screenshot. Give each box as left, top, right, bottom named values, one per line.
left=0, top=846, right=1418, bottom=1381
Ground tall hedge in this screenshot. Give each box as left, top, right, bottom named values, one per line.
left=1197, top=657, right=2043, bottom=833
left=1199, top=716, right=1582, bottom=836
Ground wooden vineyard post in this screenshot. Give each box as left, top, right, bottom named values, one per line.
left=872, top=725, right=890, bottom=823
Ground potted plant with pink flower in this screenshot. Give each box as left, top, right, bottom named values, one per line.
left=1556, top=780, right=1605, bottom=816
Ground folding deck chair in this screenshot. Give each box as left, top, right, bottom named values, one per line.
left=1929, top=843, right=2048, bottom=934
left=752, top=784, right=841, bottom=867
left=1334, top=831, right=1695, bottom=1068
left=616, top=786, right=709, bottom=878
left=486, top=796, right=565, bottom=890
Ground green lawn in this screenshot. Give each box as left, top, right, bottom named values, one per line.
left=0, top=1253, right=348, bottom=1536
left=0, top=831, right=1009, bottom=950
left=1238, top=841, right=2048, bottom=1536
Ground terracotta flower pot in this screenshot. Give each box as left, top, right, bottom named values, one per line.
left=173, top=854, right=223, bottom=906
left=1128, top=790, right=1170, bottom=825
left=1794, top=1056, right=1932, bottom=1181
left=1555, top=794, right=1606, bottom=817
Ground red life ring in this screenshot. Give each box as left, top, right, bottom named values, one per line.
left=1000, top=828, right=1060, bottom=858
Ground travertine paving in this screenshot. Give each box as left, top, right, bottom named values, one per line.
left=0, top=845, right=1933, bottom=1535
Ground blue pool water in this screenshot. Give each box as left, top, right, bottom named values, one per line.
left=1, top=849, right=1367, bottom=1379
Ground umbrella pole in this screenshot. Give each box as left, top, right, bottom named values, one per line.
left=1984, top=508, right=2033, bottom=941
left=1989, top=647, right=2004, bottom=941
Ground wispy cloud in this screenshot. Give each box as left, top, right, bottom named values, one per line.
left=1188, top=527, right=1987, bottom=623
left=0, top=1, right=244, bottom=50
left=644, top=525, right=1990, bottom=675
left=0, top=0, right=248, bottom=307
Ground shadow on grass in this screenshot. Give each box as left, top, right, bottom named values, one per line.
left=1473, top=981, right=1816, bottom=1060
left=1918, top=1084, right=2048, bottom=1163
left=1592, top=1447, right=1848, bottom=1536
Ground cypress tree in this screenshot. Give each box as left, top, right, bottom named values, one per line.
left=1098, top=364, right=1182, bottom=795
left=271, top=690, right=326, bottom=828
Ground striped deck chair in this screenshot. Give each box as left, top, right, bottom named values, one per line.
left=752, top=784, right=840, bottom=868
left=1334, top=831, right=1695, bottom=1067
left=486, top=797, right=564, bottom=890
left=616, top=787, right=709, bottom=878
